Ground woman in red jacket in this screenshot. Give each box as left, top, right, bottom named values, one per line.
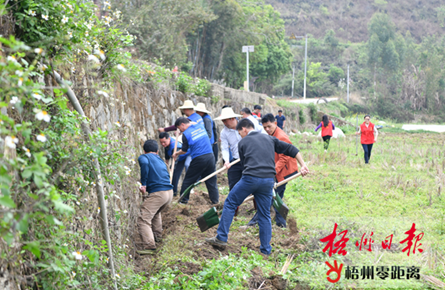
left=356, top=115, right=378, bottom=164
left=315, top=115, right=335, bottom=152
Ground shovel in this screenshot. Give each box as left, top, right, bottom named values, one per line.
left=272, top=172, right=303, bottom=221
left=196, top=195, right=254, bottom=232
left=177, top=159, right=240, bottom=203
left=272, top=189, right=289, bottom=220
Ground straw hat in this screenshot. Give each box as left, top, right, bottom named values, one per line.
left=214, top=107, right=242, bottom=121
left=195, top=102, right=211, bottom=114
left=178, top=100, right=195, bottom=110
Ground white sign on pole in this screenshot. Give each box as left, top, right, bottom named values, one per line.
left=242, top=45, right=254, bottom=53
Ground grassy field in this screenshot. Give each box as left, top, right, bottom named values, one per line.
left=135, top=130, right=445, bottom=289
left=285, top=130, right=445, bottom=289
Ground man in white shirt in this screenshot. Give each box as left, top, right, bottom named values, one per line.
left=215, top=107, right=244, bottom=190
left=241, top=107, right=267, bottom=134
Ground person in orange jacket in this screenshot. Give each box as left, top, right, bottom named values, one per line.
left=356, top=115, right=378, bottom=164
left=315, top=115, right=335, bottom=152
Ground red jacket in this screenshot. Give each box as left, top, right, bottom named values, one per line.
left=272, top=127, right=299, bottom=182
left=321, top=121, right=333, bottom=137
left=360, top=122, right=375, bottom=144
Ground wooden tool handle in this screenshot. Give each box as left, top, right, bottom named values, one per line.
left=170, top=130, right=180, bottom=182
left=274, top=172, right=302, bottom=188
left=199, top=159, right=240, bottom=183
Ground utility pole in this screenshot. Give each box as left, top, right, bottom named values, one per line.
left=242, top=46, right=254, bottom=91
left=289, top=34, right=307, bottom=99
left=347, top=64, right=350, bottom=103
left=303, top=34, right=308, bottom=100
left=291, top=64, right=295, bottom=98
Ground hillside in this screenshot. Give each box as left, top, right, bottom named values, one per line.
left=266, top=0, right=445, bottom=42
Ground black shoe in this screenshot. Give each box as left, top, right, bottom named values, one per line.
left=179, top=201, right=188, bottom=205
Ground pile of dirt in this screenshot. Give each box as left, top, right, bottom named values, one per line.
left=248, top=267, right=288, bottom=290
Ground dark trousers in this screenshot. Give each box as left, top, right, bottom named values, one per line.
left=247, top=183, right=287, bottom=228
left=172, top=159, right=187, bottom=195
left=212, top=143, right=219, bottom=163
left=227, top=160, right=243, bottom=190
left=362, top=144, right=373, bottom=164
left=216, top=175, right=274, bottom=255
left=322, top=135, right=331, bottom=150
left=179, top=153, right=219, bottom=204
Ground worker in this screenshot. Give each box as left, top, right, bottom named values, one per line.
left=275, top=110, right=286, bottom=130
left=137, top=140, right=174, bottom=254
left=173, top=117, right=219, bottom=204
left=247, top=113, right=299, bottom=228
left=356, top=115, right=378, bottom=164
left=252, top=105, right=263, bottom=124
left=159, top=132, right=190, bottom=196
left=195, top=102, right=218, bottom=162
left=158, top=100, right=203, bottom=133
left=240, top=107, right=266, bottom=133
left=315, top=115, right=335, bottom=152
left=214, top=107, right=244, bottom=190
left=205, top=119, right=309, bottom=257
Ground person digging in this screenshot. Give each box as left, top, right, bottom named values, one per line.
left=247, top=113, right=300, bottom=228
left=173, top=117, right=219, bottom=205
left=205, top=119, right=309, bottom=257
left=137, top=140, right=174, bottom=255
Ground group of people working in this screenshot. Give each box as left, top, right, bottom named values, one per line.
left=135, top=99, right=377, bottom=256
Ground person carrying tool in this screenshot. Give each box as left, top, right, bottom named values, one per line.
left=247, top=113, right=299, bottom=228
left=205, top=119, right=309, bottom=256
left=356, top=114, right=378, bottom=164
left=159, top=132, right=190, bottom=196
left=315, top=115, right=335, bottom=152
left=214, top=107, right=244, bottom=190
left=195, top=103, right=218, bottom=162
left=137, top=140, right=174, bottom=254
left=240, top=107, right=266, bottom=133
left=173, top=117, right=219, bottom=205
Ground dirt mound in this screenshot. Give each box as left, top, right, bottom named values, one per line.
left=248, top=267, right=288, bottom=290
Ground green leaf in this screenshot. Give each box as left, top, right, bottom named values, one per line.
left=3, top=232, right=14, bottom=246
left=17, top=215, right=29, bottom=233
left=0, top=195, right=16, bottom=208
left=53, top=199, right=75, bottom=214
left=23, top=241, right=41, bottom=258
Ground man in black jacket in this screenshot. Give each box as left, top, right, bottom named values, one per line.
left=205, top=119, right=309, bottom=256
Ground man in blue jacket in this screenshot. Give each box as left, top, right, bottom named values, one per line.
left=137, top=140, right=174, bottom=254
left=205, top=119, right=309, bottom=256
left=173, top=117, right=219, bottom=205
left=159, top=132, right=190, bottom=196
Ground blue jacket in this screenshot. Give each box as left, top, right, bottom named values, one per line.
left=138, top=153, right=173, bottom=193
left=183, top=123, right=213, bottom=159
left=202, top=114, right=216, bottom=144
left=188, top=112, right=203, bottom=125
left=166, top=137, right=189, bottom=162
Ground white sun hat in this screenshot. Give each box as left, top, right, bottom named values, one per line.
left=214, top=107, right=242, bottom=121
left=178, top=100, right=195, bottom=110
left=195, top=102, right=211, bottom=114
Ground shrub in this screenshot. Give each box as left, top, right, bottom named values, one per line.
left=299, top=107, right=306, bottom=124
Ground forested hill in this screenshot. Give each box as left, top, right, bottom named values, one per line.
left=266, top=0, right=445, bottom=42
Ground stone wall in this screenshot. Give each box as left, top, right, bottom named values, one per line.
left=85, top=82, right=303, bottom=162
